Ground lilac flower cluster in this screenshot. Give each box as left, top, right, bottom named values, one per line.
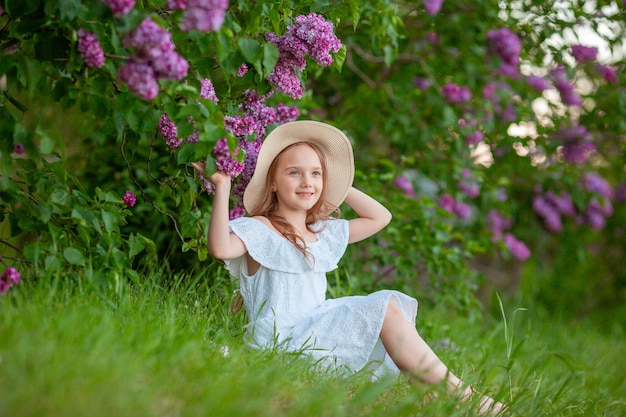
left=487, top=210, right=530, bottom=261
left=533, top=190, right=576, bottom=232
left=167, top=0, right=188, bottom=8
left=458, top=168, right=480, bottom=198
left=552, top=125, right=595, bottom=164
left=179, top=0, right=229, bottom=32
left=442, top=83, right=471, bottom=104
left=596, top=64, right=619, bottom=84
left=119, top=18, right=189, bottom=100
left=582, top=172, right=612, bottom=198
left=550, top=65, right=582, bottom=106
left=526, top=75, right=550, bottom=93
left=122, top=190, right=137, bottom=207
left=487, top=28, right=521, bottom=77
left=200, top=78, right=219, bottom=102
left=438, top=194, right=471, bottom=218
left=237, top=64, right=249, bottom=77
left=266, top=13, right=342, bottom=99
left=583, top=198, right=613, bottom=230
left=77, top=29, right=105, bottom=68
left=158, top=114, right=201, bottom=148
left=571, top=44, right=598, bottom=63
left=102, top=0, right=135, bottom=17
left=424, top=0, right=444, bottom=15
left=466, top=130, right=484, bottom=146
left=0, top=267, right=21, bottom=295
left=13, top=143, right=25, bottom=155
left=393, top=176, right=417, bottom=199
left=503, top=234, right=531, bottom=261
left=413, top=77, right=430, bottom=91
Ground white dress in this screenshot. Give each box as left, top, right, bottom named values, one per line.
left=225, top=217, right=418, bottom=378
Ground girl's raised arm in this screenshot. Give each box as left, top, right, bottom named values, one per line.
left=344, top=187, right=392, bottom=244
left=191, top=164, right=248, bottom=260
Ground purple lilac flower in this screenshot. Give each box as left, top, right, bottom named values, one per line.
left=122, top=190, right=137, bottom=207
left=224, top=115, right=256, bottom=137
left=0, top=267, right=21, bottom=295
left=393, top=176, right=417, bottom=199
left=438, top=194, right=471, bottom=218
left=237, top=64, right=249, bottom=77
left=552, top=125, right=594, bottom=164
left=458, top=170, right=480, bottom=198
left=425, top=32, right=438, bottom=43
left=77, top=29, right=105, bottom=68
left=442, top=83, right=471, bottom=104
left=413, top=77, right=430, bottom=91
left=571, top=45, right=598, bottom=63
left=526, top=75, right=550, bottom=92
left=550, top=65, right=582, bottom=106
left=466, top=130, right=484, bottom=146
left=276, top=103, right=300, bottom=123
left=148, top=46, right=189, bottom=80
left=596, top=64, right=619, bottom=84
left=180, top=0, right=228, bottom=32
left=438, top=194, right=456, bottom=212
left=13, top=143, right=25, bottom=154
left=266, top=13, right=342, bottom=99
left=158, top=114, right=182, bottom=148
left=487, top=28, right=521, bottom=77
left=216, top=156, right=245, bottom=178
left=504, top=233, right=530, bottom=261
left=582, top=172, right=612, bottom=197
left=118, top=59, right=159, bottom=101
left=102, top=0, right=135, bottom=17
left=487, top=209, right=512, bottom=242
left=544, top=190, right=576, bottom=216
left=424, top=0, right=444, bottom=15
left=533, top=195, right=563, bottom=232
left=583, top=199, right=608, bottom=230
left=167, top=0, right=188, bottom=8
left=199, top=174, right=215, bottom=194
left=200, top=78, right=219, bottom=102
left=497, top=187, right=508, bottom=202
left=229, top=207, right=246, bottom=220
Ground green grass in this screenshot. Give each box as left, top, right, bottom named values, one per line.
left=1, top=269, right=624, bottom=417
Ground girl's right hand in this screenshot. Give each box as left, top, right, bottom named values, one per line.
left=190, top=162, right=231, bottom=189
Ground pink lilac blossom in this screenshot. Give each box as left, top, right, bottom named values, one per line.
left=180, top=0, right=228, bottom=32
left=424, top=0, right=444, bottom=15
left=544, top=190, right=576, bottom=216
left=102, top=0, right=135, bottom=17
left=167, top=0, right=188, bottom=8
left=425, top=32, right=438, bottom=43
left=237, top=64, right=249, bottom=77
left=550, top=65, right=582, bottom=106
left=583, top=198, right=610, bottom=230
left=526, top=75, right=550, bottom=92
left=159, top=114, right=182, bottom=148
left=118, top=20, right=189, bottom=99
left=582, top=172, right=612, bottom=197
left=0, top=267, right=21, bottom=295
left=77, top=29, right=105, bottom=68
left=596, top=64, right=619, bottom=84
left=571, top=45, right=598, bottom=63
left=122, top=190, right=137, bottom=207
left=13, top=144, right=25, bottom=154
left=393, top=176, right=417, bottom=199
left=229, top=207, right=246, bottom=220
left=533, top=194, right=563, bottom=232
left=486, top=209, right=512, bottom=242
left=266, top=13, right=342, bottom=99
left=438, top=194, right=471, bottom=218
left=503, top=233, right=530, bottom=261
left=118, top=59, right=159, bottom=101
left=200, top=78, right=219, bottom=102
left=442, top=83, right=471, bottom=104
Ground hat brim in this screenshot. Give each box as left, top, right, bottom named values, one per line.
left=243, top=120, right=355, bottom=214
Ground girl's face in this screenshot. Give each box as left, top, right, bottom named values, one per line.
left=272, top=144, right=324, bottom=214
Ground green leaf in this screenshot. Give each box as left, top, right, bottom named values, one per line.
left=63, top=247, right=85, bottom=266
left=262, top=43, right=280, bottom=77
left=101, top=210, right=118, bottom=235
left=128, top=233, right=146, bottom=258
left=238, top=37, right=262, bottom=75
left=177, top=142, right=214, bottom=164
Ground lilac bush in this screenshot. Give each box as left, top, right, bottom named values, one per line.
left=77, top=30, right=105, bottom=69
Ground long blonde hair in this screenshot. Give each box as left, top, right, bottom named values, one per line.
left=250, top=142, right=340, bottom=259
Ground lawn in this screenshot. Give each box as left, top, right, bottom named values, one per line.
left=1, top=268, right=624, bottom=417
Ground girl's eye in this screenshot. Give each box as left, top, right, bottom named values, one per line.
left=313, top=171, right=322, bottom=176
left=289, top=170, right=299, bottom=175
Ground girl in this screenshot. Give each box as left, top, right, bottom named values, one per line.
left=193, top=120, right=505, bottom=415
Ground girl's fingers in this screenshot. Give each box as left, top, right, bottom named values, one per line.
left=190, top=162, right=205, bottom=175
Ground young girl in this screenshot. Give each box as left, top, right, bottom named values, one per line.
left=193, top=120, right=505, bottom=415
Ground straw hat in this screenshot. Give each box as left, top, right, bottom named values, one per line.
left=243, top=120, right=355, bottom=214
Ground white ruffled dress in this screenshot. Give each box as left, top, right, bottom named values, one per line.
left=224, top=217, right=418, bottom=378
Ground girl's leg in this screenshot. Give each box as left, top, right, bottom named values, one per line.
left=379, top=301, right=504, bottom=415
